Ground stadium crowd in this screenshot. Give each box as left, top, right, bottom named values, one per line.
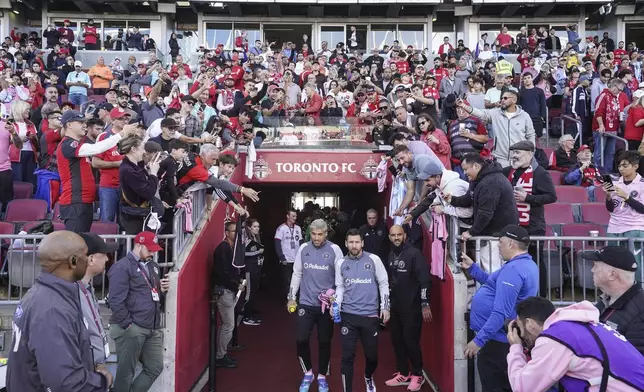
left=3, top=21, right=644, bottom=392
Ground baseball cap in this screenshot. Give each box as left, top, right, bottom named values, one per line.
left=181, top=95, right=196, bottom=103
left=509, top=140, right=535, bottom=152
left=578, top=144, right=591, bottom=153
left=416, top=160, right=443, bottom=180
left=634, top=89, right=644, bottom=100
left=581, top=246, right=638, bottom=272
left=134, top=231, right=163, bottom=252
left=61, top=110, right=86, bottom=125
left=74, top=60, right=82, bottom=67
left=110, top=107, right=130, bottom=119
left=161, top=118, right=179, bottom=129
left=78, top=232, right=119, bottom=256
left=493, top=224, right=531, bottom=244
left=144, top=141, right=162, bottom=153
left=96, top=102, right=114, bottom=112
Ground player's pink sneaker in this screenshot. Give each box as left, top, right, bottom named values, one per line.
left=384, top=372, right=411, bottom=387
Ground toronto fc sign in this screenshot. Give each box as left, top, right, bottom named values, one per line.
left=243, top=152, right=380, bottom=184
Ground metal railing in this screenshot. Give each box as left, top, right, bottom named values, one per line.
left=465, top=236, right=644, bottom=306
left=0, top=187, right=209, bottom=305
left=597, top=132, right=629, bottom=169
left=559, top=114, right=583, bottom=149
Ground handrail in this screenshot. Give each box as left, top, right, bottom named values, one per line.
left=559, top=114, right=583, bottom=149
left=598, top=132, right=629, bottom=169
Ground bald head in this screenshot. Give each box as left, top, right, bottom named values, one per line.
left=38, top=231, right=89, bottom=281
left=389, top=225, right=406, bottom=247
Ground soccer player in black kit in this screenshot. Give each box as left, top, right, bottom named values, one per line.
left=384, top=225, right=432, bottom=391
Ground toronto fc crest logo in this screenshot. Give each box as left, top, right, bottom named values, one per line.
left=253, top=157, right=272, bottom=180
left=360, top=156, right=378, bottom=181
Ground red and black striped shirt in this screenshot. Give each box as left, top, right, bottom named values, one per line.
left=56, top=137, right=96, bottom=205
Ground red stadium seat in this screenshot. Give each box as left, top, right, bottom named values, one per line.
left=580, top=203, right=611, bottom=226
left=13, top=182, right=33, bottom=199
left=555, top=186, right=589, bottom=203
left=593, top=186, right=607, bottom=202
left=4, top=200, right=48, bottom=223
left=548, top=170, right=564, bottom=185
left=561, top=223, right=606, bottom=250
left=90, top=222, right=120, bottom=235
left=544, top=203, right=575, bottom=225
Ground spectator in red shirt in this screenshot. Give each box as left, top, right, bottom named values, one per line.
left=592, top=78, right=630, bottom=173
left=56, top=110, right=136, bottom=233
left=93, top=114, right=126, bottom=223
left=496, top=26, right=513, bottom=54
left=83, top=19, right=99, bottom=50
left=302, top=84, right=323, bottom=120
left=58, top=19, right=75, bottom=43
left=235, top=30, right=249, bottom=53
left=169, top=55, right=193, bottom=80
left=625, top=90, right=644, bottom=151
left=438, top=37, right=453, bottom=57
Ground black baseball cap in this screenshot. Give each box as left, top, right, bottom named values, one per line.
left=181, top=95, right=196, bottom=103
left=96, top=102, right=114, bottom=112
left=61, top=110, right=86, bottom=125
left=581, top=246, right=638, bottom=272
left=161, top=118, right=179, bottom=129
left=493, top=224, right=530, bottom=244
left=78, top=232, right=118, bottom=255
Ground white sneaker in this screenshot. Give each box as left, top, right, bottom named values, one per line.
left=365, top=376, right=377, bottom=392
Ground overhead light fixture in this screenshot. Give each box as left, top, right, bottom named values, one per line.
left=13, top=9, right=19, bottom=14
left=432, top=15, right=437, bottom=21
left=585, top=16, right=589, bottom=20
left=212, top=1, right=224, bottom=6
left=176, top=1, right=191, bottom=6
left=143, top=1, right=149, bottom=5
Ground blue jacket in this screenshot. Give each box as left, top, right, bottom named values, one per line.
left=34, top=169, right=60, bottom=211
left=7, top=273, right=108, bottom=391
left=468, top=253, right=539, bottom=347
left=108, top=252, right=164, bottom=330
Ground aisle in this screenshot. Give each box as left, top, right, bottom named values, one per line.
left=211, top=295, right=399, bottom=392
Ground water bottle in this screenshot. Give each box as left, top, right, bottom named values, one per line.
left=332, top=302, right=341, bottom=323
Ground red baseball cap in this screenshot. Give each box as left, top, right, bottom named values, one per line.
left=134, top=231, right=163, bottom=252
left=110, top=107, right=130, bottom=119
left=578, top=144, right=591, bottom=153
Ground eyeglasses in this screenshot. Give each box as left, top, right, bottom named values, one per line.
left=418, top=121, right=428, bottom=125
left=185, top=101, right=195, bottom=106
left=501, top=96, right=513, bottom=101
left=49, top=116, right=62, bottom=121
left=378, top=106, right=388, bottom=110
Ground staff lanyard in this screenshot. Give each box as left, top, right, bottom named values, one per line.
left=139, top=263, right=156, bottom=290
left=79, top=283, right=104, bottom=334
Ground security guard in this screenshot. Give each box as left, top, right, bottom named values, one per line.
left=384, top=225, right=432, bottom=391
left=288, top=219, right=343, bottom=392
left=359, top=209, right=389, bottom=262
left=335, top=228, right=390, bottom=392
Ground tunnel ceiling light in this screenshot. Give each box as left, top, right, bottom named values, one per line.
left=12, top=9, right=19, bottom=14
left=143, top=1, right=150, bottom=5
left=176, top=1, right=191, bottom=6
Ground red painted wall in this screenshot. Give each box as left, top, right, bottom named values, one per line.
left=174, top=170, right=243, bottom=391
left=420, top=221, right=455, bottom=392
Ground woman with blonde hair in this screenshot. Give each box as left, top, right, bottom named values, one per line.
left=9, top=100, right=39, bottom=187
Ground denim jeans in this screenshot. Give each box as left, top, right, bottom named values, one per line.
left=11, top=150, right=37, bottom=188
left=593, top=131, right=616, bottom=173
left=68, top=93, right=88, bottom=107
left=98, top=187, right=119, bottom=222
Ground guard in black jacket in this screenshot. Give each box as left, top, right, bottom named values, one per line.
left=7, top=231, right=112, bottom=391
left=503, top=141, right=557, bottom=295
left=359, top=209, right=389, bottom=262
left=384, top=225, right=432, bottom=390
left=212, top=221, right=246, bottom=368
left=447, top=153, right=518, bottom=271
left=582, top=247, right=644, bottom=355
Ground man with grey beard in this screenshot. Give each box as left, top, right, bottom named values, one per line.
left=502, top=141, right=557, bottom=296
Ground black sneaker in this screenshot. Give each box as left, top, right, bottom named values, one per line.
left=215, top=355, right=238, bottom=368
left=243, top=317, right=261, bottom=326
left=227, top=343, right=247, bottom=352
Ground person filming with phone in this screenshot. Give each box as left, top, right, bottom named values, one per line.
left=603, top=151, right=644, bottom=281
left=506, top=296, right=644, bottom=392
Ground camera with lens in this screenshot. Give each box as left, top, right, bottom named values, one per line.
left=503, top=319, right=522, bottom=337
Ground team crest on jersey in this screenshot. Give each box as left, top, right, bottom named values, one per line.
left=323, top=253, right=331, bottom=260
left=14, top=305, right=23, bottom=319
left=377, top=230, right=383, bottom=236
left=251, top=245, right=257, bottom=252
left=397, top=261, right=405, bottom=269
left=298, top=308, right=305, bottom=316
left=364, top=263, right=372, bottom=270
left=70, top=140, right=79, bottom=148
left=341, top=327, right=349, bottom=335
left=631, top=190, right=639, bottom=198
